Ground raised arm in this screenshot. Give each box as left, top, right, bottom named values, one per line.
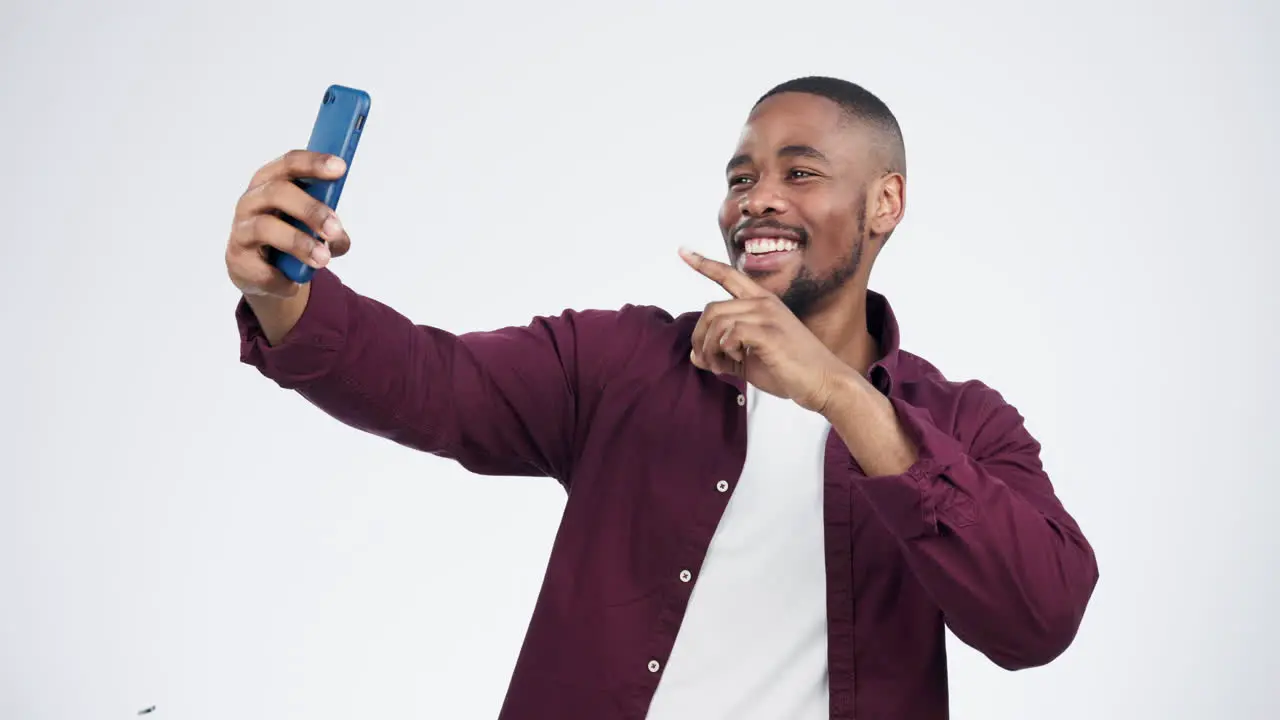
left=226, top=150, right=612, bottom=483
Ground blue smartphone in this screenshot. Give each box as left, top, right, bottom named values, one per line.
left=270, top=84, right=371, bottom=284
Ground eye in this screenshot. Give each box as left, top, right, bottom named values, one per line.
left=728, top=175, right=754, bottom=189
left=788, top=169, right=816, bottom=180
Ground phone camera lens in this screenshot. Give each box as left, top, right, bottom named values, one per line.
left=323, top=91, right=334, bottom=104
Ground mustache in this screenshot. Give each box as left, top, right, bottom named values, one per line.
left=731, top=218, right=809, bottom=243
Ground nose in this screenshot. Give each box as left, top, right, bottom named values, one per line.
left=740, top=179, right=790, bottom=218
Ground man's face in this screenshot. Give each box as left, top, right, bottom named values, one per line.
left=718, top=92, right=873, bottom=319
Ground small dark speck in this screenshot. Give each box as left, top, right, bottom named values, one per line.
left=138, top=707, right=155, bottom=715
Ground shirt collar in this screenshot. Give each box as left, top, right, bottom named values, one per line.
left=866, top=289, right=902, bottom=396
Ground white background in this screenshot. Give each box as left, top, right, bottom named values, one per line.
left=2, top=1, right=1277, bottom=718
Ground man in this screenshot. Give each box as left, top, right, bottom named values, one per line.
left=225, top=76, right=1098, bottom=719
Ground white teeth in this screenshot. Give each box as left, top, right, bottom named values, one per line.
left=743, top=237, right=799, bottom=254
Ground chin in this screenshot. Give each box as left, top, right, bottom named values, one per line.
left=745, top=268, right=797, bottom=296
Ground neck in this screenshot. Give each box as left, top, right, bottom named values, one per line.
left=801, top=281, right=879, bottom=375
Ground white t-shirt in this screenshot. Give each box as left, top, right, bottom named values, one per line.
left=645, top=383, right=831, bottom=720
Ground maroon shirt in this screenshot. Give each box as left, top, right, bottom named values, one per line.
left=237, top=268, right=1098, bottom=720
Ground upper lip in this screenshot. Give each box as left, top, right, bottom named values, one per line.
left=733, top=224, right=804, bottom=246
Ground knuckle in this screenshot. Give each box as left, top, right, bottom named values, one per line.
left=228, top=222, right=249, bottom=250
left=294, top=228, right=319, bottom=256
left=247, top=164, right=275, bottom=189
left=308, top=200, right=331, bottom=226
left=290, top=226, right=313, bottom=251
left=250, top=151, right=299, bottom=187
left=243, top=179, right=277, bottom=209
left=229, top=216, right=253, bottom=245
left=248, top=213, right=273, bottom=240
left=260, top=177, right=289, bottom=201
left=240, top=179, right=268, bottom=205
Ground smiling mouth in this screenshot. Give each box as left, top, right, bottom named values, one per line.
left=732, top=234, right=805, bottom=273
left=740, top=237, right=802, bottom=255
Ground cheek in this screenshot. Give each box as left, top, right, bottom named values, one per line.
left=812, top=203, right=860, bottom=242
left=803, top=213, right=859, bottom=265
left=717, top=199, right=738, bottom=234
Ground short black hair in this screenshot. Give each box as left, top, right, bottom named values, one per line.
left=755, top=76, right=906, bottom=175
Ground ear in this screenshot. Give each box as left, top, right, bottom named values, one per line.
left=868, top=172, right=906, bottom=240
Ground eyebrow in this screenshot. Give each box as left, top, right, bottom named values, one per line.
left=725, top=144, right=830, bottom=174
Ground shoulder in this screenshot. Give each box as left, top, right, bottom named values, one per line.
left=891, top=349, right=1040, bottom=456
left=552, top=303, right=701, bottom=340
left=519, top=303, right=698, bottom=383
left=537, top=303, right=694, bottom=345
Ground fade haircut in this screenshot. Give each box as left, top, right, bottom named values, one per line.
left=755, top=76, right=906, bottom=176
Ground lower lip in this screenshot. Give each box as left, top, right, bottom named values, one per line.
left=740, top=249, right=802, bottom=273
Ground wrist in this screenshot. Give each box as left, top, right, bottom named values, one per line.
left=245, top=284, right=311, bottom=346
left=818, top=365, right=873, bottom=421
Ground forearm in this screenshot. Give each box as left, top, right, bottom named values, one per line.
left=821, top=372, right=1098, bottom=668
left=821, top=368, right=918, bottom=476
left=239, top=268, right=443, bottom=445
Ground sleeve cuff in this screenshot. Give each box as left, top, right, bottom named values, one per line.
left=236, top=267, right=350, bottom=388
left=887, top=396, right=966, bottom=471
left=851, top=396, right=975, bottom=538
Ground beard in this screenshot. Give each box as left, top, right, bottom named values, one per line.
left=778, top=206, right=866, bottom=320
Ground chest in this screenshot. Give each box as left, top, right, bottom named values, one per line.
left=562, top=372, right=906, bottom=604
left=713, top=386, right=829, bottom=545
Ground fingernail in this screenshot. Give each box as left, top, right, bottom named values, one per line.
left=311, top=242, right=331, bottom=267
left=325, top=156, right=346, bottom=174
left=323, top=214, right=343, bottom=238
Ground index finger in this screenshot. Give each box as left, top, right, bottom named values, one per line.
left=679, top=247, right=768, bottom=299
left=248, top=150, right=347, bottom=191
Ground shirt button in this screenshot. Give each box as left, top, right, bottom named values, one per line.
left=648, top=659, right=662, bottom=673
left=716, top=480, right=729, bottom=493
left=736, top=393, right=746, bottom=406
left=679, top=569, right=692, bottom=583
